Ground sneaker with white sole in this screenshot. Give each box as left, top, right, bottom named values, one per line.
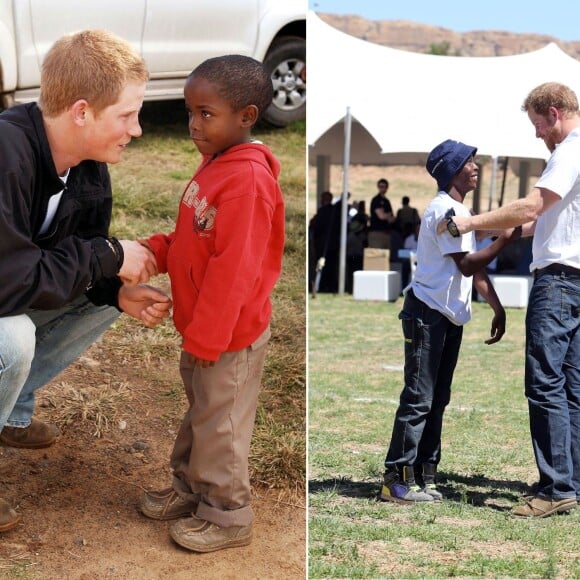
left=422, top=483, right=444, bottom=501
left=380, top=466, right=434, bottom=503
left=417, top=463, right=444, bottom=501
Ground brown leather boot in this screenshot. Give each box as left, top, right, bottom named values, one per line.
left=0, top=418, right=60, bottom=449
left=139, top=487, right=199, bottom=520
left=0, top=498, right=20, bottom=532
left=169, top=517, right=252, bottom=552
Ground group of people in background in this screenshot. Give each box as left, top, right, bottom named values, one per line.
left=309, top=180, right=421, bottom=294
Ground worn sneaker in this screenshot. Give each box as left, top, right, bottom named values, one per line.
left=0, top=498, right=20, bottom=532
left=380, top=482, right=434, bottom=503
left=422, top=483, right=444, bottom=501
left=169, top=516, right=252, bottom=553
left=139, top=487, right=199, bottom=521
left=0, top=419, right=60, bottom=449
left=380, top=468, right=433, bottom=504
left=416, top=463, right=444, bottom=500
left=512, top=495, right=577, bottom=518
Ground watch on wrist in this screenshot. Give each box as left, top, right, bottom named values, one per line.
left=446, top=218, right=460, bottom=238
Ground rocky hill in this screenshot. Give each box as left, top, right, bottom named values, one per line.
left=318, top=13, right=580, bottom=60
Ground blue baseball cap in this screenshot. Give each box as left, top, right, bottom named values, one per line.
left=426, top=139, right=477, bottom=191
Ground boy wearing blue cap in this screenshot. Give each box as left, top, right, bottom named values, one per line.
left=380, top=139, right=521, bottom=503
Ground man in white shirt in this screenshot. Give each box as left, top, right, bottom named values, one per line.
left=438, top=82, right=580, bottom=518
left=380, top=139, right=520, bottom=503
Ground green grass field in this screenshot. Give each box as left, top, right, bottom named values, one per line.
left=308, top=293, right=580, bottom=578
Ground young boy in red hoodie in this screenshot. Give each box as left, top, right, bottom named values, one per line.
left=138, top=55, right=285, bottom=553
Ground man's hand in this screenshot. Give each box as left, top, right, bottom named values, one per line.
left=436, top=214, right=472, bottom=236
left=485, top=309, right=506, bottom=345
left=118, top=284, right=172, bottom=328
left=118, top=240, right=158, bottom=285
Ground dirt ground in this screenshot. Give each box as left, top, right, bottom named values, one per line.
left=0, top=336, right=306, bottom=579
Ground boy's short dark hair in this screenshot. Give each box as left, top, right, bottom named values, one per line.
left=190, top=55, right=273, bottom=121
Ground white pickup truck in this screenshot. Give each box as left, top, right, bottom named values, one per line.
left=0, top=0, right=305, bottom=127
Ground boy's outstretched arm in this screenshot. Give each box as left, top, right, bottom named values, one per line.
left=448, top=226, right=522, bottom=277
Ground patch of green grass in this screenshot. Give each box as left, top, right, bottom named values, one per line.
left=309, top=293, right=580, bottom=578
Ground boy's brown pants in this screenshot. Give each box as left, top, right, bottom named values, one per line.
left=170, top=327, right=270, bottom=528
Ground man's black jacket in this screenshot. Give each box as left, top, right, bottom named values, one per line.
left=0, top=103, right=122, bottom=317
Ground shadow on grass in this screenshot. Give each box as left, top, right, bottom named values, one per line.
left=309, top=471, right=533, bottom=512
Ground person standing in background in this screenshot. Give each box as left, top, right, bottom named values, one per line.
left=368, top=178, right=395, bottom=249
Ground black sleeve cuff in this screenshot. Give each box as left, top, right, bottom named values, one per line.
left=85, top=276, right=123, bottom=310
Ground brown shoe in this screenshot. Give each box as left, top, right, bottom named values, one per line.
left=0, top=418, right=59, bottom=449
left=169, top=517, right=252, bottom=553
left=0, top=498, right=21, bottom=532
left=512, top=495, right=577, bottom=518
left=139, top=487, right=198, bottom=521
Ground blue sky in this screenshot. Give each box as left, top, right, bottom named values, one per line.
left=309, top=0, right=580, bottom=42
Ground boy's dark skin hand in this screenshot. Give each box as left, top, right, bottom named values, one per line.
left=448, top=225, right=522, bottom=345
left=117, top=284, right=172, bottom=328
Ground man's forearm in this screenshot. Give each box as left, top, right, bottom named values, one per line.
left=469, top=196, right=540, bottom=231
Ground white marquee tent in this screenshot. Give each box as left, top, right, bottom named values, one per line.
left=307, top=11, right=580, bottom=293
left=307, top=11, right=580, bottom=173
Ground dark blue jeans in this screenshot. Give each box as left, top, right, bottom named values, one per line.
left=525, top=268, right=580, bottom=500
left=385, top=290, right=463, bottom=470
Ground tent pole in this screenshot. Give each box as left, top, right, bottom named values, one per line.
left=338, top=107, right=352, bottom=295
left=498, top=157, right=509, bottom=207
left=488, top=156, right=498, bottom=211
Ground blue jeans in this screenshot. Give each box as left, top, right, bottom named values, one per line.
left=0, top=296, right=120, bottom=430
left=385, top=290, right=463, bottom=470
left=525, top=268, right=580, bottom=500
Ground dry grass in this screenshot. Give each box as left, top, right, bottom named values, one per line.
left=42, top=381, right=132, bottom=438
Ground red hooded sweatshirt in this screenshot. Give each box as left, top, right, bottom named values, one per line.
left=146, top=142, right=285, bottom=361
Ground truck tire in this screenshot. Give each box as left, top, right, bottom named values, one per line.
left=261, top=36, right=306, bottom=128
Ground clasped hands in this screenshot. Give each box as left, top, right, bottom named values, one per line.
left=116, top=240, right=171, bottom=328
left=118, top=240, right=158, bottom=285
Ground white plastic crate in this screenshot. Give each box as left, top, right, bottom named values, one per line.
left=477, top=275, right=533, bottom=308
left=353, top=271, right=401, bottom=301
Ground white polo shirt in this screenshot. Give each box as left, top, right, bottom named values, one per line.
left=531, top=127, right=580, bottom=271
left=410, top=192, right=476, bottom=326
